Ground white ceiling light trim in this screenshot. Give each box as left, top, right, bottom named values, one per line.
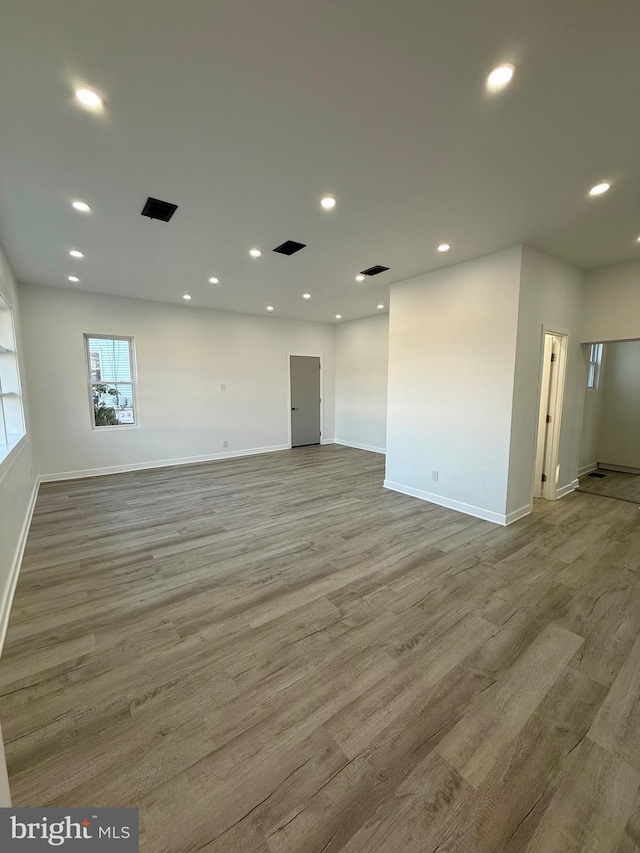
left=487, top=63, right=516, bottom=90
left=74, top=87, right=104, bottom=109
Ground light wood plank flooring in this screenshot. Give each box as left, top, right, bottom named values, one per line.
left=2, top=445, right=640, bottom=852
left=578, top=469, right=640, bottom=505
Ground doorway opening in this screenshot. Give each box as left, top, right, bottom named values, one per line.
left=289, top=355, right=322, bottom=448
left=577, top=339, right=640, bottom=504
left=534, top=332, right=568, bottom=500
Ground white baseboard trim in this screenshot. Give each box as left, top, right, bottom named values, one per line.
left=334, top=439, right=386, bottom=455
left=37, top=444, right=291, bottom=483
left=383, top=480, right=507, bottom=526
left=505, top=504, right=532, bottom=525
left=557, top=479, right=579, bottom=499
left=320, top=439, right=335, bottom=445
left=0, top=477, right=39, bottom=657
left=598, top=463, right=640, bottom=475
left=578, top=463, right=598, bottom=477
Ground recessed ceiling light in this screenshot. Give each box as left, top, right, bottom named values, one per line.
left=208, top=277, right=220, bottom=285
left=589, top=181, right=611, bottom=197
left=183, top=294, right=192, bottom=301
left=266, top=305, right=274, bottom=312
left=302, top=293, right=311, bottom=300
left=72, top=200, right=91, bottom=213
left=377, top=304, right=384, bottom=310
left=335, top=314, right=342, bottom=320
left=69, top=249, right=84, bottom=258
left=437, top=243, right=451, bottom=253
left=74, top=87, right=104, bottom=109
left=67, top=275, right=80, bottom=283
left=487, top=64, right=516, bottom=90
left=249, top=248, right=262, bottom=258
left=320, top=195, right=337, bottom=210
left=355, top=274, right=365, bottom=282
left=636, top=235, right=640, bottom=242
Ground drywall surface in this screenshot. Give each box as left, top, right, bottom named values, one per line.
left=579, top=344, right=606, bottom=474
left=597, top=340, right=640, bottom=469
left=0, top=244, right=35, bottom=653
left=507, top=246, right=585, bottom=513
left=19, top=284, right=335, bottom=478
left=334, top=313, right=388, bottom=453
left=582, top=259, right=640, bottom=343
left=385, top=246, right=522, bottom=523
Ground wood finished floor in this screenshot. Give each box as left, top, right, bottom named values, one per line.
left=578, top=469, right=640, bottom=505
left=2, top=445, right=640, bottom=852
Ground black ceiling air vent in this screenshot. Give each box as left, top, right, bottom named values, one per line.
left=360, top=265, right=389, bottom=276
left=141, top=197, right=178, bottom=222
left=273, top=240, right=307, bottom=256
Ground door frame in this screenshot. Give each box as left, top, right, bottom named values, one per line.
left=287, top=352, right=324, bottom=449
left=532, top=328, right=569, bottom=501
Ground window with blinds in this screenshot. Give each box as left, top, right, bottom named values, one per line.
left=84, top=334, right=137, bottom=427
left=0, top=293, right=26, bottom=461
left=587, top=342, right=603, bottom=390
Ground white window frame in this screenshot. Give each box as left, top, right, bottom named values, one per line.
left=84, top=334, right=139, bottom=430
left=0, top=292, right=26, bottom=467
left=587, top=342, right=603, bottom=390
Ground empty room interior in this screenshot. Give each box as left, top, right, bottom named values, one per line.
left=1, top=1, right=640, bottom=850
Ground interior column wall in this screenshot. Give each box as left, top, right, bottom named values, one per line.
left=385, top=246, right=522, bottom=524
left=506, top=246, right=586, bottom=514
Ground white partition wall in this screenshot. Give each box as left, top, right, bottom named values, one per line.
left=384, top=246, right=522, bottom=524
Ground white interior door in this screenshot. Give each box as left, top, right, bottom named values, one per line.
left=290, top=356, right=321, bottom=447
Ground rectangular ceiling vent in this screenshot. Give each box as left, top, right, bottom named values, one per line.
left=141, top=197, right=178, bottom=222
left=360, top=265, right=389, bottom=276
left=273, top=240, right=307, bottom=256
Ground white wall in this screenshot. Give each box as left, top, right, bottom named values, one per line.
left=582, top=259, right=640, bottom=343
left=597, top=341, right=640, bottom=470
left=506, top=246, right=586, bottom=514
left=334, top=314, right=388, bottom=454
left=385, top=246, right=522, bottom=524
left=0, top=246, right=36, bottom=653
left=578, top=344, right=606, bottom=474
left=19, top=284, right=335, bottom=478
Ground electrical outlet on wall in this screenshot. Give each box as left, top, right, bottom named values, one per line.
left=222, top=440, right=229, bottom=449
left=432, top=470, right=439, bottom=482
left=220, top=383, right=226, bottom=391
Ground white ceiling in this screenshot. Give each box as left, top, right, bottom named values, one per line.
left=0, top=0, right=639, bottom=323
